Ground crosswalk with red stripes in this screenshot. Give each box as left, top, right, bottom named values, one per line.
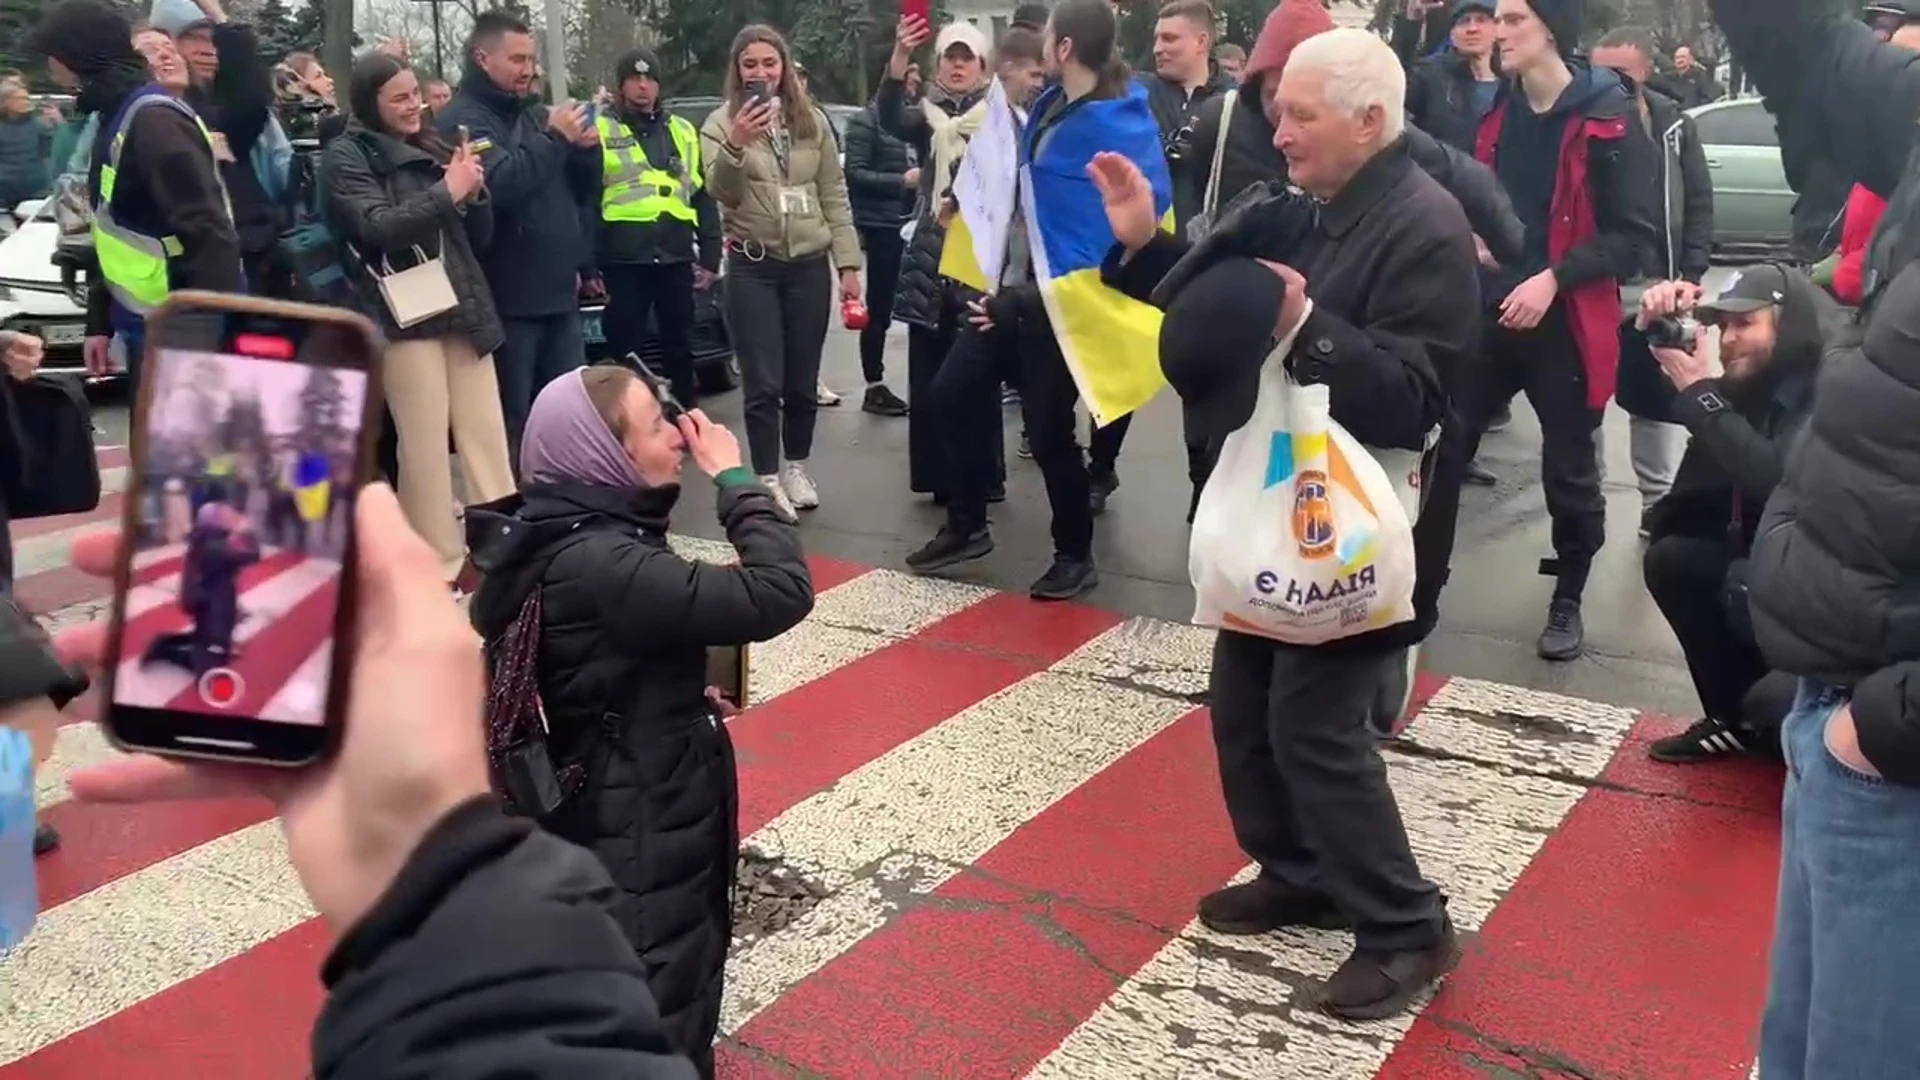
left=2, top=449, right=1785, bottom=1078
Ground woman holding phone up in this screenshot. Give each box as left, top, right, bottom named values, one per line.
left=325, top=52, right=514, bottom=585
left=700, top=25, right=862, bottom=519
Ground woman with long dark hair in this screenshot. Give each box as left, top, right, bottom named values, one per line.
left=324, top=52, right=513, bottom=585
left=699, top=25, right=862, bottom=518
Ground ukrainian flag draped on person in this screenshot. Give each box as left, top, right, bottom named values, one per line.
left=1019, top=80, right=1173, bottom=427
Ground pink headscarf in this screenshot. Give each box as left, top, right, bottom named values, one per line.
left=519, top=369, right=646, bottom=490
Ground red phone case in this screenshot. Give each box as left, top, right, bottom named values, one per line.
left=902, top=0, right=931, bottom=26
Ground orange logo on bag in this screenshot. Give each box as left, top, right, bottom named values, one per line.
left=1293, top=470, right=1336, bottom=559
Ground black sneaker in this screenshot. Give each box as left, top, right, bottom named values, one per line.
left=1198, top=879, right=1350, bottom=935
left=1463, top=461, right=1497, bottom=486
left=1639, top=506, right=1655, bottom=540
left=1486, top=404, right=1513, bottom=432
left=33, top=823, right=59, bottom=857
left=1001, top=385, right=1021, bottom=407
left=862, top=384, right=910, bottom=417
left=1089, top=470, right=1119, bottom=515
left=1030, top=557, right=1097, bottom=600
left=1537, top=598, right=1585, bottom=661
left=1016, top=433, right=1033, bottom=460
left=987, top=486, right=1006, bottom=504
left=1648, top=716, right=1755, bottom=764
left=1319, top=915, right=1460, bottom=1021
left=905, top=527, right=993, bottom=574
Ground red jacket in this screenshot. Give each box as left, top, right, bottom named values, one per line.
left=1475, top=101, right=1634, bottom=410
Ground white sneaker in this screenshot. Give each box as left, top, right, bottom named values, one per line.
left=816, top=379, right=842, bottom=406
left=759, top=474, right=798, bottom=519
left=781, top=461, right=820, bottom=510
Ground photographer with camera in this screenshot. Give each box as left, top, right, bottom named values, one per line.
left=1634, top=264, right=1829, bottom=765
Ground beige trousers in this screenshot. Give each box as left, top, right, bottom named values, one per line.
left=384, top=337, right=516, bottom=576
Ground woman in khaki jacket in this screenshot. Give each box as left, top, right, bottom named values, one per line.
left=701, top=25, right=862, bottom=518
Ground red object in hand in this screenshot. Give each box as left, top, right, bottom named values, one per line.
left=842, top=296, right=870, bottom=331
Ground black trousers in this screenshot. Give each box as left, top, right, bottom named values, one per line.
left=907, top=316, right=958, bottom=494
left=1018, top=329, right=1098, bottom=561
left=933, top=322, right=1015, bottom=532
left=1210, top=631, right=1446, bottom=951
left=726, top=255, right=832, bottom=474
left=1460, top=309, right=1606, bottom=600
left=1086, top=412, right=1131, bottom=479
left=1644, top=534, right=1774, bottom=728
left=858, top=227, right=906, bottom=385
left=603, top=261, right=700, bottom=407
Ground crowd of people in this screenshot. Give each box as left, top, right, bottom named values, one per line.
left=1, top=0, right=1919, bottom=1077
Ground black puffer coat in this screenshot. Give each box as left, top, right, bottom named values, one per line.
left=322, top=123, right=504, bottom=356
left=871, top=76, right=988, bottom=330
left=465, top=478, right=813, bottom=1071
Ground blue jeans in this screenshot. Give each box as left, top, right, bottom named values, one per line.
left=493, top=313, right=585, bottom=462
left=1760, top=679, right=1920, bottom=1079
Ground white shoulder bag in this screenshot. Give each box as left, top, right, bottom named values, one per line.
left=1186, top=89, right=1237, bottom=241
left=373, top=241, right=459, bottom=329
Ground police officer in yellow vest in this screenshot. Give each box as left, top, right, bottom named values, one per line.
left=592, top=47, right=721, bottom=406
left=29, top=0, right=242, bottom=389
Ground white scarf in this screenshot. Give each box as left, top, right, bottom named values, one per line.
left=921, top=95, right=988, bottom=207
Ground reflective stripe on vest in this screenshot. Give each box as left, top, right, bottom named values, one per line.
left=597, top=113, right=701, bottom=225
left=92, top=93, right=233, bottom=315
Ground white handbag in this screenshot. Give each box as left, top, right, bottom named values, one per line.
left=372, top=242, right=459, bottom=329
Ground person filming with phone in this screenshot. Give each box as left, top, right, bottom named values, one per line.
left=324, top=51, right=515, bottom=588
left=1633, top=265, right=1828, bottom=766
left=699, top=25, right=863, bottom=520
left=466, top=366, right=813, bottom=1078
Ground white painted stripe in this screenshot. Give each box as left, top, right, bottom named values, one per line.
left=111, top=557, right=341, bottom=711
left=0, top=822, right=312, bottom=1065
left=1024, top=681, right=1641, bottom=1079
left=2, top=563, right=966, bottom=1062
left=259, top=641, right=333, bottom=727
left=719, top=616, right=1200, bottom=1033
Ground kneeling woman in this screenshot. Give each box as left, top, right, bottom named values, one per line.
left=467, top=366, right=814, bottom=1075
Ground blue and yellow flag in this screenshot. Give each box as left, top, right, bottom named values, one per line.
left=1021, top=82, right=1173, bottom=427
left=293, top=451, right=331, bottom=523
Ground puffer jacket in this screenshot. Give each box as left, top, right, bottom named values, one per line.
left=465, top=477, right=813, bottom=1068
left=698, top=103, right=861, bottom=268
left=871, top=77, right=989, bottom=330
left=842, top=106, right=914, bottom=231
left=322, top=123, right=504, bottom=356
left=1747, top=261, right=1920, bottom=788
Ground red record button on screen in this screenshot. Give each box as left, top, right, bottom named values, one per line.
left=197, top=668, right=246, bottom=709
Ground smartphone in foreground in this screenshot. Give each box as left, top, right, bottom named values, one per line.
left=100, top=292, right=382, bottom=767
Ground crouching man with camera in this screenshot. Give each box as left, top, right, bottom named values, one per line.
left=1636, top=264, right=1830, bottom=764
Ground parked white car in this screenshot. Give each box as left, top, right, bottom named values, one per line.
left=0, top=198, right=90, bottom=376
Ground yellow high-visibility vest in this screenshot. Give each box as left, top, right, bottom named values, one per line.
left=92, top=91, right=234, bottom=315
left=596, top=112, right=701, bottom=225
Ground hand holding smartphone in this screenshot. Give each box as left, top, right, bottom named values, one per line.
left=99, top=292, right=382, bottom=768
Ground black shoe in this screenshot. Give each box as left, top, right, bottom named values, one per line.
left=1639, top=506, right=1655, bottom=540
left=1016, top=433, right=1033, bottom=460
left=1537, top=598, right=1585, bottom=661
left=987, top=486, right=1006, bottom=504
left=33, top=823, right=60, bottom=857
left=905, top=526, right=993, bottom=574
left=1197, top=879, right=1350, bottom=935
left=1648, top=716, right=1756, bottom=764
left=1486, top=404, right=1513, bottom=432
left=1320, top=916, right=1460, bottom=1021
left=1463, top=461, right=1497, bottom=486
left=1030, top=557, right=1097, bottom=600
left=1089, top=470, right=1119, bottom=515
left=862, top=384, right=910, bottom=417
left=1002, top=385, right=1021, bottom=407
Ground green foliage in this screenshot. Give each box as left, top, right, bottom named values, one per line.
left=0, top=0, right=143, bottom=89
left=642, top=0, right=946, bottom=103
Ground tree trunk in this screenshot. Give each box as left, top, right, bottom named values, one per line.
left=322, top=0, right=354, bottom=84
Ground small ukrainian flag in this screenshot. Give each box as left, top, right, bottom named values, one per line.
left=293, top=451, right=331, bottom=523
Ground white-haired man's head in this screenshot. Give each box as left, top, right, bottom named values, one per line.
left=1269, top=28, right=1406, bottom=199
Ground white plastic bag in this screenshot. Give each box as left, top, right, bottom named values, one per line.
left=1189, top=316, right=1428, bottom=645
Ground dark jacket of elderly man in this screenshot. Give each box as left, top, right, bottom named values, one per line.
left=1102, top=31, right=1481, bottom=1023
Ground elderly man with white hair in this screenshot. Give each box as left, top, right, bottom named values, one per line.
left=1095, top=26, right=1478, bottom=1019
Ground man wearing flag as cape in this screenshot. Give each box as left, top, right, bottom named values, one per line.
left=903, top=0, right=1173, bottom=601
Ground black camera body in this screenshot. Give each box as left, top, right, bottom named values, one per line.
left=1645, top=313, right=1702, bottom=352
